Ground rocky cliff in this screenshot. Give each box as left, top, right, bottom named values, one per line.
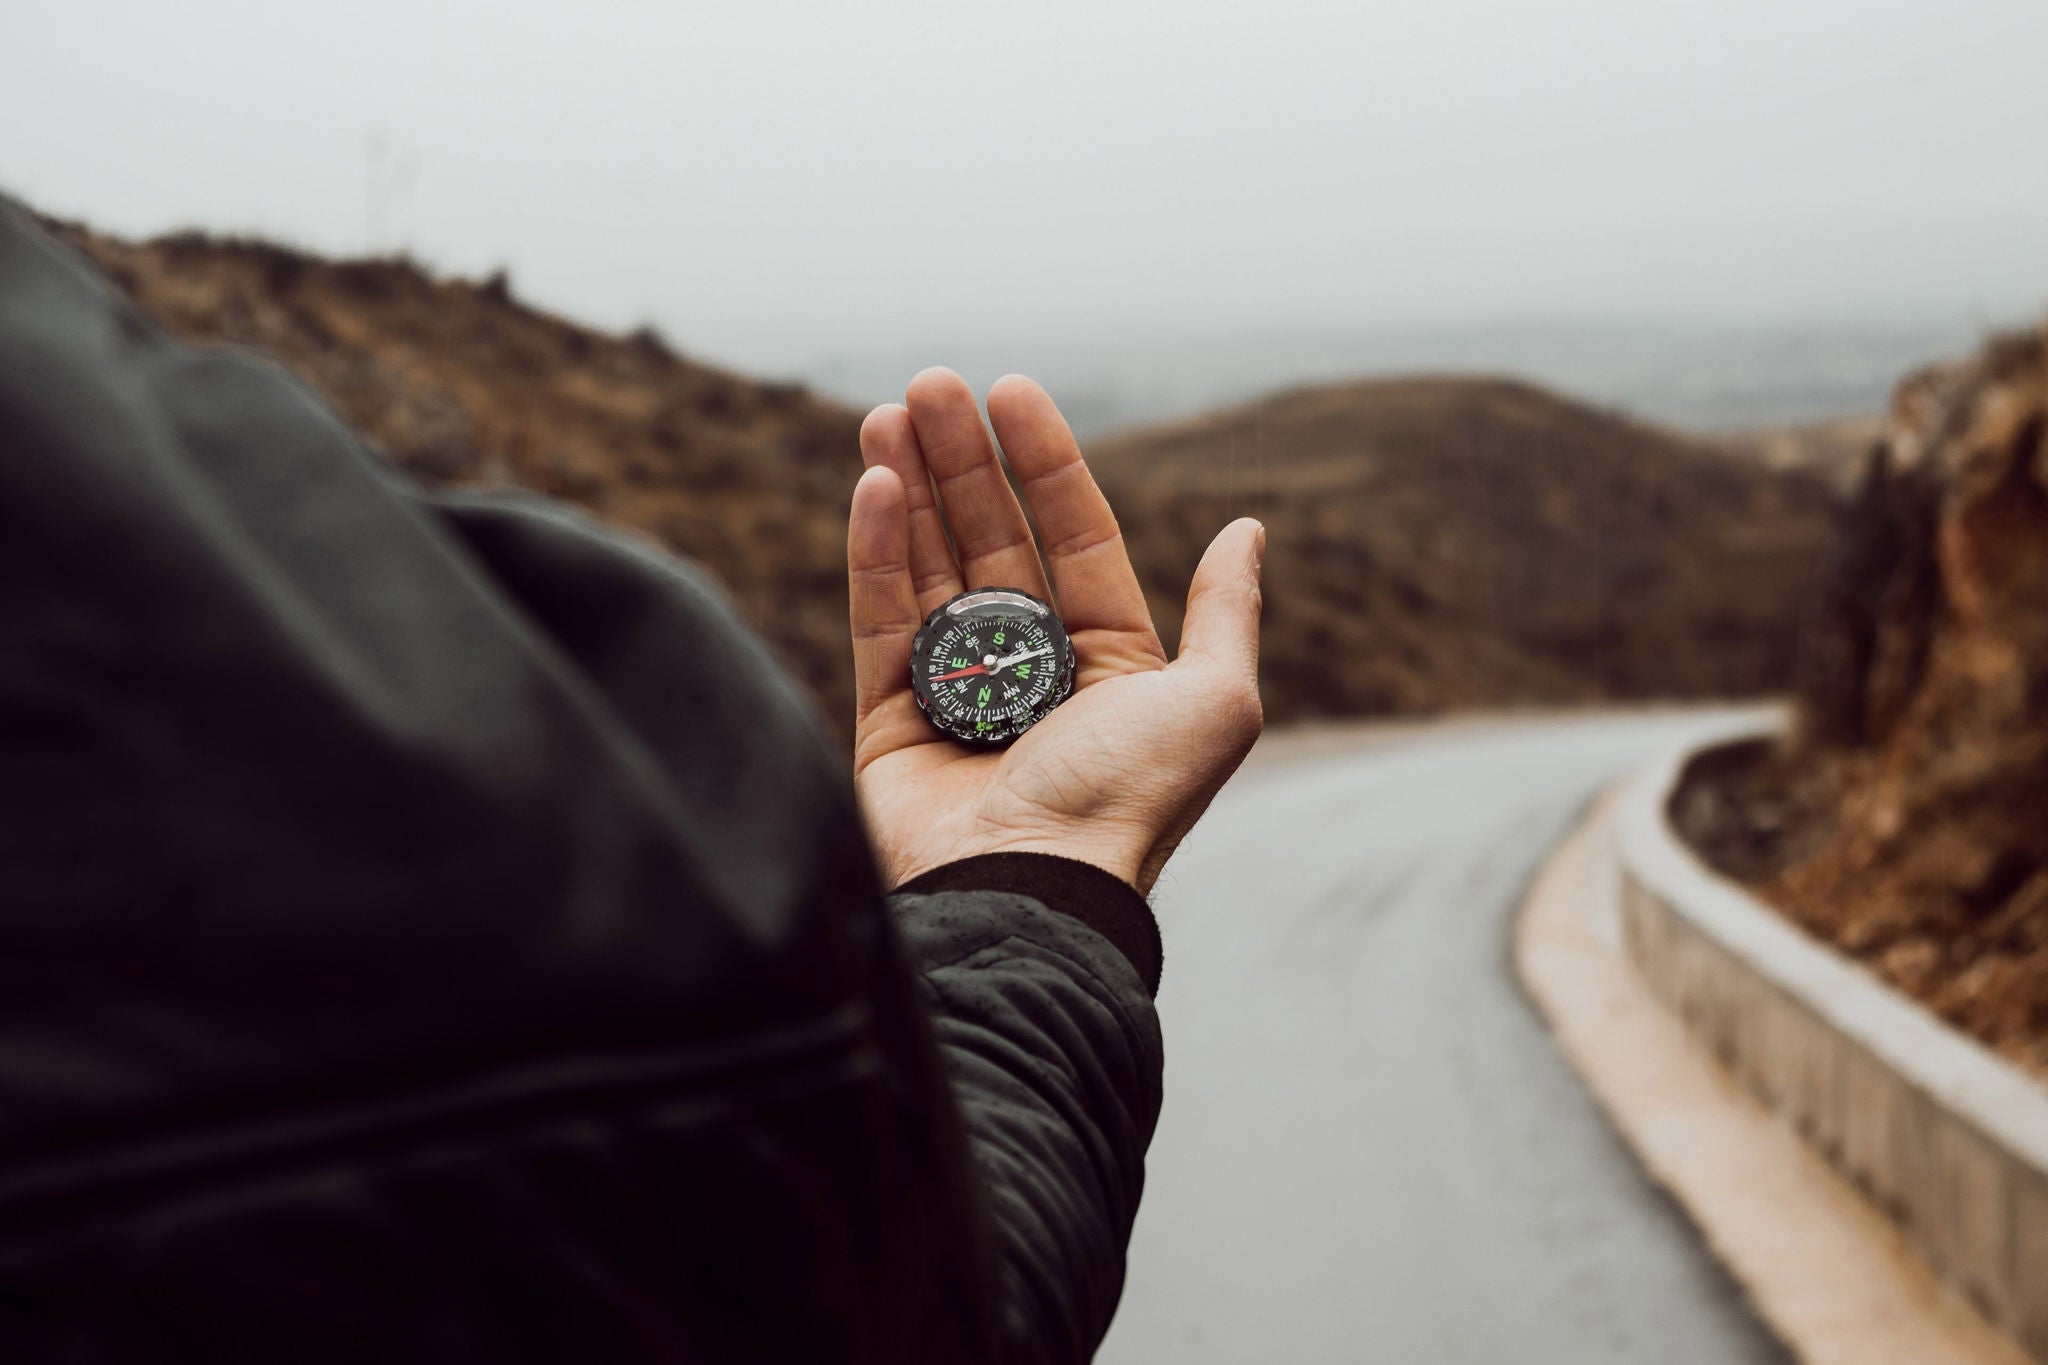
left=1679, top=323, right=2048, bottom=1075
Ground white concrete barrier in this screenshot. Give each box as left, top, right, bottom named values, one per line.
left=1617, top=739, right=2048, bottom=1362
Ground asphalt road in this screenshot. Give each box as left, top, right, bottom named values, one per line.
left=1096, top=711, right=1789, bottom=1365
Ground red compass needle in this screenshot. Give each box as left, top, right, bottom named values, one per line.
left=932, top=664, right=990, bottom=682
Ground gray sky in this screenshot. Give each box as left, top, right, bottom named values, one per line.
left=5, top=0, right=2045, bottom=390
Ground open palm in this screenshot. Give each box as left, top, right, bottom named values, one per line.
left=848, top=369, right=1264, bottom=894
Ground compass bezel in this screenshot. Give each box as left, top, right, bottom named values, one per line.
left=908, top=586, right=1076, bottom=745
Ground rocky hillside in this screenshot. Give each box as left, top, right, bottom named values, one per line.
left=41, top=215, right=867, bottom=731
left=38, top=215, right=1841, bottom=740
left=1676, top=323, right=2048, bottom=1077
left=1089, top=377, right=1841, bottom=719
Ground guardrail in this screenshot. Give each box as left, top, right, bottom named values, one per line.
left=1616, top=738, right=2048, bottom=1362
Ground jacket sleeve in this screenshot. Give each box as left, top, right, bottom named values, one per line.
left=0, top=200, right=1019, bottom=1362
left=891, top=856, right=1167, bottom=1365
left=0, top=197, right=1165, bottom=1365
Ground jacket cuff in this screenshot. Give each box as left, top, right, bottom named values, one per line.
left=895, top=852, right=1162, bottom=995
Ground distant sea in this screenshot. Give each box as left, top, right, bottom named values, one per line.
left=797, top=320, right=1990, bottom=439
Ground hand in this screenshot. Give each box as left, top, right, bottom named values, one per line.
left=847, top=368, right=1265, bottom=894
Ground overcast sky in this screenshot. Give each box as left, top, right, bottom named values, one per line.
left=5, top=0, right=2045, bottom=381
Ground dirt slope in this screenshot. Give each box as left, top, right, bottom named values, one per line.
left=37, top=215, right=1839, bottom=740
left=41, top=215, right=868, bottom=733
left=1091, top=377, right=1841, bottom=720
left=1676, top=323, right=2048, bottom=1077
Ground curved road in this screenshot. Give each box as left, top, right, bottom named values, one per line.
left=1098, top=711, right=1788, bottom=1365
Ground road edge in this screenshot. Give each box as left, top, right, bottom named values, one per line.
left=1516, top=782, right=2033, bottom=1365
left=1619, top=741, right=2048, bottom=1362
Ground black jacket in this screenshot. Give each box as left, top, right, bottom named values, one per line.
left=0, top=202, right=1164, bottom=1363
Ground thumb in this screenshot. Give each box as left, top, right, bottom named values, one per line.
left=1177, top=516, right=1265, bottom=678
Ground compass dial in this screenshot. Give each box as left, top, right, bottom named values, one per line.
left=909, top=587, right=1076, bottom=745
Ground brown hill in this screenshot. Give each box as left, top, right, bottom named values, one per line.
left=35, top=214, right=1839, bottom=740
left=1091, top=377, right=1841, bottom=720
left=40, top=215, right=869, bottom=732
left=1675, top=323, right=2048, bottom=1077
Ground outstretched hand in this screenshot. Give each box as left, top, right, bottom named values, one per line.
left=847, top=369, right=1264, bottom=894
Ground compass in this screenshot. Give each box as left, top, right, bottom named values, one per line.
left=910, top=587, right=1076, bottom=745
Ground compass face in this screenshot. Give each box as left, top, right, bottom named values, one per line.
left=909, top=587, right=1076, bottom=745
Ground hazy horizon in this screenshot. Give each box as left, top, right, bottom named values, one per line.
left=6, top=0, right=2044, bottom=431
left=797, top=316, right=1987, bottom=437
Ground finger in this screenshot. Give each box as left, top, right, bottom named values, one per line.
left=846, top=465, right=923, bottom=724
left=859, top=403, right=962, bottom=613
left=1177, top=517, right=1265, bottom=683
left=905, top=367, right=1050, bottom=597
left=986, top=374, right=1160, bottom=647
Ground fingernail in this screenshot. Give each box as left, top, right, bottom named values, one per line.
left=1253, top=522, right=1267, bottom=572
